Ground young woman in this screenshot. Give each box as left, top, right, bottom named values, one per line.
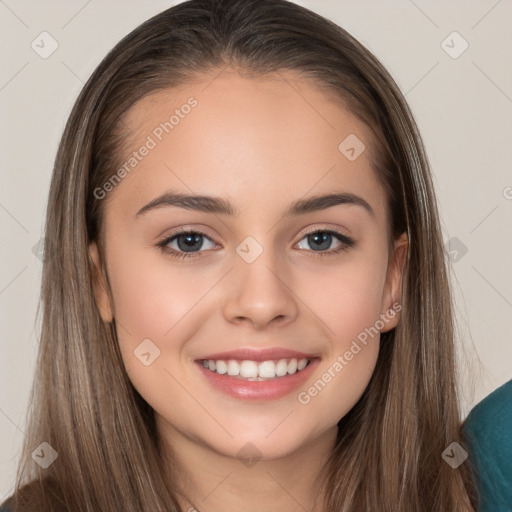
left=1, top=0, right=480, bottom=510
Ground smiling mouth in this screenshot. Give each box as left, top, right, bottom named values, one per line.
left=200, top=357, right=311, bottom=381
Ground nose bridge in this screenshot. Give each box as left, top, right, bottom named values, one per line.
left=222, top=234, right=298, bottom=328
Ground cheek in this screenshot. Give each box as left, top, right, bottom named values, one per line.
left=297, top=252, right=388, bottom=345
left=297, top=339, right=379, bottom=430
left=107, top=245, right=211, bottom=340
left=292, top=253, right=386, bottom=421
left=104, top=241, right=233, bottom=383
left=105, top=249, right=207, bottom=411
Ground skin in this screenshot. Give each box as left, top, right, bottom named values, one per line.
left=90, top=68, right=408, bottom=512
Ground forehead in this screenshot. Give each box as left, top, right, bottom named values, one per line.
left=108, top=69, right=387, bottom=221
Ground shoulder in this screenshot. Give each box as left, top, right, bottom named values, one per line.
left=0, top=476, right=62, bottom=512
left=465, top=379, right=512, bottom=429
left=463, top=379, right=512, bottom=512
left=0, top=497, right=14, bottom=512
left=0, top=496, right=14, bottom=512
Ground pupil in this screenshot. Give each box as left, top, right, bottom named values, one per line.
left=178, top=233, right=202, bottom=252
left=309, top=232, right=331, bottom=251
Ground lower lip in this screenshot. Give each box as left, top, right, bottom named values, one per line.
left=196, top=358, right=320, bottom=401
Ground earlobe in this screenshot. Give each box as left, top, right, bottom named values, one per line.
left=380, top=232, right=408, bottom=332
left=89, top=242, right=114, bottom=323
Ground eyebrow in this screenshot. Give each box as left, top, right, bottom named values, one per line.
left=135, top=190, right=375, bottom=219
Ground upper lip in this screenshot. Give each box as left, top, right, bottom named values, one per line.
left=196, top=348, right=318, bottom=362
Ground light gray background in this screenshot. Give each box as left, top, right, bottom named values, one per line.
left=1, top=0, right=511, bottom=500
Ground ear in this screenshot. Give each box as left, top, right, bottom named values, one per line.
left=379, top=232, right=408, bottom=332
left=89, top=242, right=114, bottom=323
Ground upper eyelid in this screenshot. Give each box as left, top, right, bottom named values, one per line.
left=300, top=225, right=351, bottom=238
left=163, top=228, right=218, bottom=243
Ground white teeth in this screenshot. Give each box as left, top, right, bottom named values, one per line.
left=201, top=357, right=310, bottom=379
left=227, top=360, right=240, bottom=376
left=215, top=360, right=228, bottom=375
left=240, top=360, right=258, bottom=378
left=275, top=359, right=288, bottom=377
left=258, top=360, right=276, bottom=378
left=287, top=359, right=298, bottom=374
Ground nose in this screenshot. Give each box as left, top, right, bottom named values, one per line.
left=222, top=248, right=299, bottom=330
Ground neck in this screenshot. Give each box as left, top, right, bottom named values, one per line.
left=158, top=422, right=338, bottom=512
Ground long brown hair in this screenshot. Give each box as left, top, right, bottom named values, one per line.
left=3, top=1, right=478, bottom=510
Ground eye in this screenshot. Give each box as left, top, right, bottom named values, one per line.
left=157, top=229, right=218, bottom=260
left=295, top=229, right=354, bottom=256
left=157, top=227, right=355, bottom=261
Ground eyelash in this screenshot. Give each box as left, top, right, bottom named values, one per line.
left=156, top=227, right=355, bottom=261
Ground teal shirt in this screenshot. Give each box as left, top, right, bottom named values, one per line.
left=463, top=379, right=512, bottom=511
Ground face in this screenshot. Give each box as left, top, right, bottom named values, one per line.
left=90, top=69, right=407, bottom=463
